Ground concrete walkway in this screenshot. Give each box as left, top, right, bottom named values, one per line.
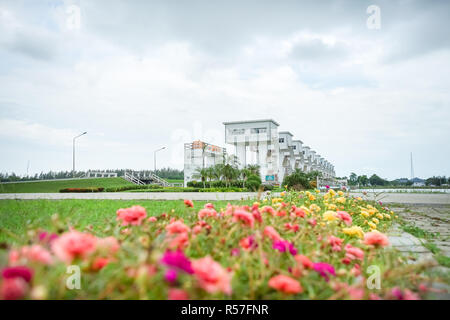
left=0, top=192, right=449, bottom=204
left=350, top=192, right=450, bottom=205
left=0, top=192, right=262, bottom=201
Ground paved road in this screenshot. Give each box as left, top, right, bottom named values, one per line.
left=0, top=192, right=262, bottom=201
left=0, top=192, right=449, bottom=204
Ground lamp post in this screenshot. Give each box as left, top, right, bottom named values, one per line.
left=73, top=132, right=87, bottom=177
left=154, top=147, right=166, bottom=172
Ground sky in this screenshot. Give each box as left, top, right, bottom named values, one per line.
left=0, top=0, right=449, bottom=180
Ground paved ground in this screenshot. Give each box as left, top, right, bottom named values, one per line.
left=388, top=204, right=450, bottom=299
left=350, top=192, right=450, bottom=205
left=0, top=192, right=449, bottom=204
left=0, top=192, right=262, bottom=201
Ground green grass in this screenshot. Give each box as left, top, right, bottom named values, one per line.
left=166, top=179, right=184, bottom=184
left=0, top=178, right=134, bottom=193
left=0, top=199, right=251, bottom=244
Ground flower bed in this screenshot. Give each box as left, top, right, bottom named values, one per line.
left=59, top=187, right=105, bottom=193
left=0, top=190, right=431, bottom=300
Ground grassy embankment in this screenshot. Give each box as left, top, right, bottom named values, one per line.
left=0, top=178, right=134, bottom=193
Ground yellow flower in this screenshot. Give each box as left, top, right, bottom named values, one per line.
left=327, top=204, right=337, bottom=211
left=309, top=204, right=320, bottom=213
left=280, top=191, right=286, bottom=197
left=384, top=213, right=391, bottom=219
left=368, top=221, right=377, bottom=229
left=315, top=189, right=320, bottom=193
left=356, top=197, right=362, bottom=201
left=263, top=198, right=268, bottom=203
left=336, top=197, right=346, bottom=204
left=309, top=195, right=316, bottom=201
left=337, top=191, right=344, bottom=196
left=328, top=189, right=336, bottom=197
left=372, top=218, right=379, bottom=224
left=361, top=210, right=370, bottom=218
left=342, top=226, right=365, bottom=239
left=323, top=211, right=338, bottom=222
left=390, top=211, right=395, bottom=215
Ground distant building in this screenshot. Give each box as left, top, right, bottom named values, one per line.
left=184, top=119, right=336, bottom=187
left=411, top=177, right=425, bottom=187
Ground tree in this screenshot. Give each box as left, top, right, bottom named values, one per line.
left=357, top=175, right=369, bottom=186
left=282, top=169, right=311, bottom=190
left=349, top=173, right=358, bottom=186
left=369, top=174, right=387, bottom=186
left=192, top=168, right=208, bottom=188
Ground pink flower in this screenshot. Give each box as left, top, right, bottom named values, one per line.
left=308, top=218, right=317, bottom=227
left=313, top=262, right=336, bottom=281
left=116, top=205, right=147, bottom=226
left=168, top=288, right=189, bottom=300
left=336, top=211, right=352, bottom=226
left=9, top=245, right=53, bottom=265
left=38, top=231, right=58, bottom=243
left=363, top=231, right=389, bottom=247
left=166, top=220, right=190, bottom=235
left=1, top=266, right=33, bottom=282
left=160, top=250, right=194, bottom=274
left=263, top=226, right=282, bottom=242
left=284, top=223, right=300, bottom=232
left=261, top=206, right=276, bottom=216
left=51, top=230, right=97, bottom=264
left=0, top=278, right=27, bottom=300
left=327, top=236, right=343, bottom=252
left=91, top=257, right=111, bottom=271
left=204, top=203, right=214, bottom=209
left=192, top=256, right=232, bottom=295
left=347, top=286, right=365, bottom=300
left=268, top=275, right=302, bottom=294
left=345, top=244, right=364, bottom=261
left=96, top=236, right=120, bottom=255
left=239, top=235, right=257, bottom=251
left=272, top=240, right=298, bottom=256
left=293, top=207, right=306, bottom=218
left=390, top=287, right=420, bottom=300
left=295, top=254, right=314, bottom=270
left=198, top=208, right=217, bottom=219
left=168, top=232, right=190, bottom=250
left=230, top=248, right=240, bottom=256
left=184, top=199, right=194, bottom=208
left=148, top=216, right=157, bottom=222
left=232, top=209, right=255, bottom=228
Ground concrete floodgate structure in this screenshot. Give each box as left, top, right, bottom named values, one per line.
left=184, top=119, right=336, bottom=187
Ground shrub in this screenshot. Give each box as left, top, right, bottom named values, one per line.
left=59, top=187, right=104, bottom=193
left=282, top=170, right=310, bottom=190
left=104, top=185, right=162, bottom=192
left=246, top=175, right=262, bottom=191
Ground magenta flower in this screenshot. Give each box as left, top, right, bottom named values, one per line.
left=272, top=240, right=298, bottom=256
left=231, top=248, right=240, bottom=256
left=164, top=269, right=178, bottom=283
left=1, top=266, right=34, bottom=283
left=313, top=262, right=336, bottom=282
left=160, top=250, right=194, bottom=274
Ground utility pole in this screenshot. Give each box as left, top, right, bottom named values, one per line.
left=73, top=132, right=87, bottom=177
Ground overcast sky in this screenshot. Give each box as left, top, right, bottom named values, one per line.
left=0, top=0, right=449, bottom=179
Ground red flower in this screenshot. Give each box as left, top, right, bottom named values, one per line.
left=268, top=275, right=302, bottom=294
left=184, top=199, right=194, bottom=208
left=116, top=205, right=147, bottom=226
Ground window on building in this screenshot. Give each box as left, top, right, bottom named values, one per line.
left=279, top=138, right=285, bottom=143
left=231, top=128, right=245, bottom=135
left=292, top=145, right=296, bottom=150
left=251, top=128, right=267, bottom=134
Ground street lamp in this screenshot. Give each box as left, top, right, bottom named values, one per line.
left=154, top=147, right=166, bottom=172
left=73, top=132, right=87, bottom=177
